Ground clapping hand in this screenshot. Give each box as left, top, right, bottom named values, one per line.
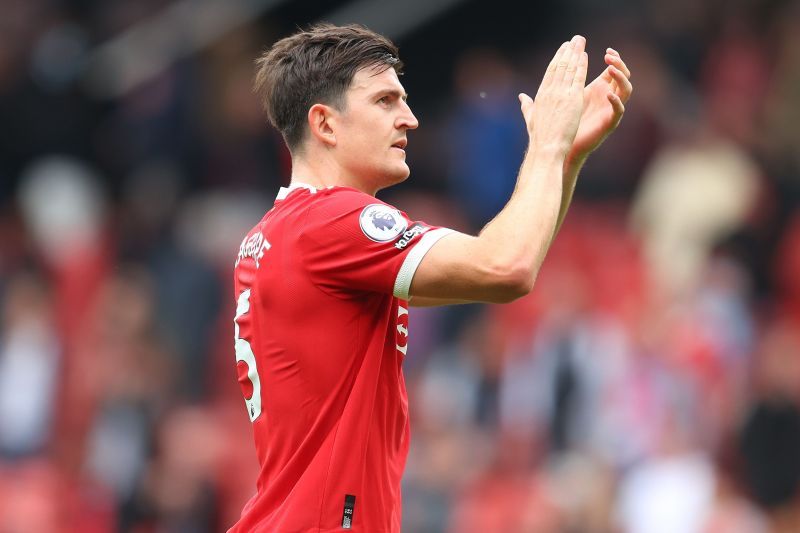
left=568, top=47, right=633, bottom=162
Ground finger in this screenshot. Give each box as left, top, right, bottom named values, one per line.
left=605, top=52, right=631, bottom=79
left=572, top=51, right=588, bottom=90
left=607, top=66, right=619, bottom=93
left=571, top=34, right=586, bottom=54
left=607, top=92, right=625, bottom=122
left=542, top=41, right=571, bottom=90
left=518, top=92, right=535, bottom=128
left=608, top=65, right=633, bottom=102
left=607, top=92, right=625, bottom=130
left=553, top=41, right=574, bottom=85
left=559, top=35, right=584, bottom=84
left=600, top=66, right=618, bottom=93
left=571, top=35, right=586, bottom=74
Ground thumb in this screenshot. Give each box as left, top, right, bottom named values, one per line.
left=518, top=92, right=534, bottom=110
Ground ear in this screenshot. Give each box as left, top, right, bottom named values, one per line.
left=307, top=103, right=337, bottom=148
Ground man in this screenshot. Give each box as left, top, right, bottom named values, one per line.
left=230, top=23, right=631, bottom=532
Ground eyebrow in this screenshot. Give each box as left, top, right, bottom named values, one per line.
left=372, top=88, right=408, bottom=101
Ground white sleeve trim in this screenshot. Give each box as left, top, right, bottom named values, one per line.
left=393, top=228, right=455, bottom=300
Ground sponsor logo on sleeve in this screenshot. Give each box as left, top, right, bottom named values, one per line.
left=394, top=223, right=430, bottom=250
left=359, top=204, right=407, bottom=242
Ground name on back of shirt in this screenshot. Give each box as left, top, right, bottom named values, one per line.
left=236, top=232, right=271, bottom=269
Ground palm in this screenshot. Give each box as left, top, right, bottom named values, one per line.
left=571, top=75, right=619, bottom=158
left=568, top=52, right=631, bottom=161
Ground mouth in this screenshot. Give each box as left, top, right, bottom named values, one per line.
left=391, top=139, right=407, bottom=151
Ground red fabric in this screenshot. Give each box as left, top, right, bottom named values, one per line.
left=228, top=186, right=440, bottom=532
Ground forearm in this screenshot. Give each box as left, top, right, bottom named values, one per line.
left=475, top=147, right=565, bottom=284
left=405, top=152, right=565, bottom=304
left=407, top=152, right=567, bottom=305
left=552, top=152, right=587, bottom=241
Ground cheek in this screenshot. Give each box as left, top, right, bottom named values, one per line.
left=351, top=132, right=384, bottom=159
left=340, top=135, right=381, bottom=172
left=343, top=123, right=374, bottom=148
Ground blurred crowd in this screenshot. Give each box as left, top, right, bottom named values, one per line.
left=2, top=0, right=800, bottom=531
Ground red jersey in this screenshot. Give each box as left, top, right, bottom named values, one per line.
left=228, top=184, right=452, bottom=533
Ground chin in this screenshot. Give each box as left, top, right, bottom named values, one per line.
left=396, top=161, right=411, bottom=179
left=374, top=165, right=410, bottom=191
left=390, top=166, right=411, bottom=186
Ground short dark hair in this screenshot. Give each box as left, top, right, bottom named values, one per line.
left=254, top=23, right=403, bottom=152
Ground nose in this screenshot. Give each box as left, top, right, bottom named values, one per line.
left=396, top=100, right=419, bottom=130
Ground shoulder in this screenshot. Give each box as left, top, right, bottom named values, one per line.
left=307, top=187, right=408, bottom=242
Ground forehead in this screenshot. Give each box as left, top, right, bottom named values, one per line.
left=348, top=65, right=405, bottom=95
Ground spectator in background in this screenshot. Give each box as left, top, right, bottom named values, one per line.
left=78, top=269, right=175, bottom=526
left=616, top=411, right=717, bottom=533
left=0, top=273, right=59, bottom=458
left=630, top=126, right=760, bottom=297
left=739, top=323, right=800, bottom=533
left=445, top=49, right=527, bottom=229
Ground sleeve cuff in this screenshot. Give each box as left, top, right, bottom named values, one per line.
left=393, top=228, right=455, bottom=300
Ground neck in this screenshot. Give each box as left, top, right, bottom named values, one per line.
left=290, top=155, right=377, bottom=196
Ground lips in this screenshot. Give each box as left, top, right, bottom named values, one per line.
left=391, top=139, right=407, bottom=150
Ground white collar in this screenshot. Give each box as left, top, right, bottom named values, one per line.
left=276, top=182, right=317, bottom=200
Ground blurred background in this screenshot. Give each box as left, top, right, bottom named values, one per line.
left=1, top=0, right=800, bottom=531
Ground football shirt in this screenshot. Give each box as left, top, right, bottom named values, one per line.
left=229, top=183, right=452, bottom=532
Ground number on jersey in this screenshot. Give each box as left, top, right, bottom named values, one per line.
left=234, top=288, right=262, bottom=422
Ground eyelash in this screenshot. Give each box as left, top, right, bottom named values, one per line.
left=378, top=95, right=408, bottom=105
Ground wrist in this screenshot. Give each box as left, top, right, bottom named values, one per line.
left=527, top=144, right=570, bottom=165
left=564, top=149, right=589, bottom=170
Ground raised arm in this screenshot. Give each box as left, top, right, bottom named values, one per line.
left=553, top=47, right=633, bottom=240
left=409, top=36, right=588, bottom=305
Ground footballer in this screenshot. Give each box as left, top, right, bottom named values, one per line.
left=229, top=23, right=631, bottom=532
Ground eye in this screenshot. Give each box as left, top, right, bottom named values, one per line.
left=377, top=96, right=390, bottom=105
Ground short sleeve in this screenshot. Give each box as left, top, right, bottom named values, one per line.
left=298, top=188, right=453, bottom=298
